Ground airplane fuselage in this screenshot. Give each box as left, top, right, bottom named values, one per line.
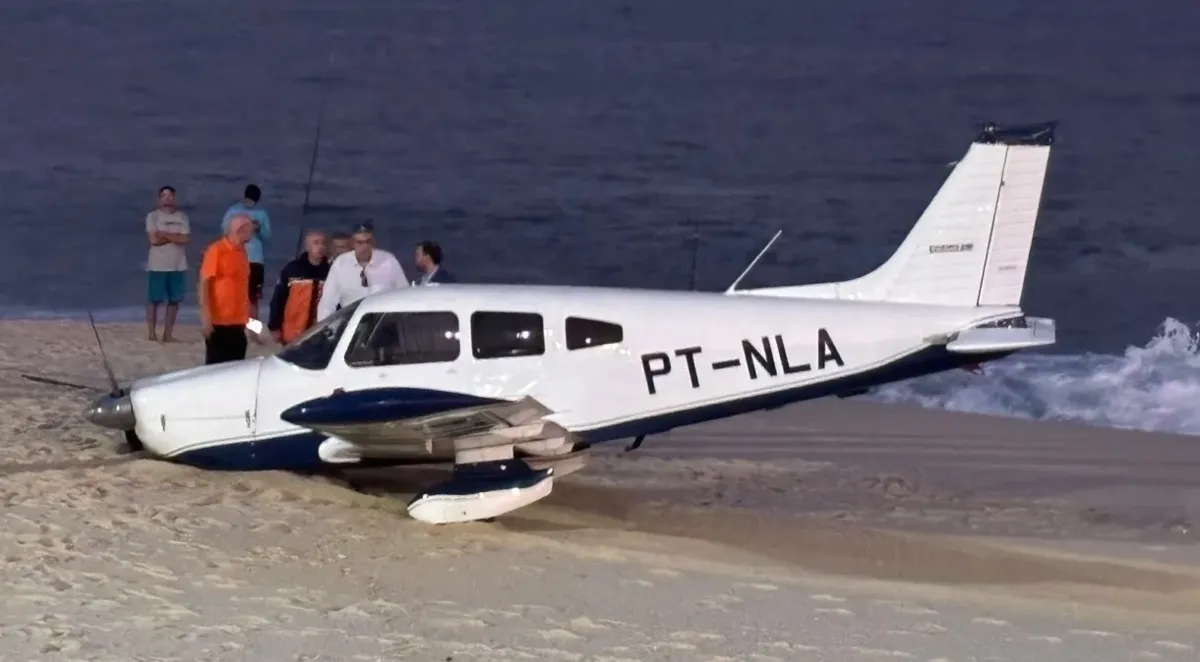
left=114, top=284, right=1021, bottom=471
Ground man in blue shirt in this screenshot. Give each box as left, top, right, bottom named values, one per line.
left=221, top=184, right=271, bottom=317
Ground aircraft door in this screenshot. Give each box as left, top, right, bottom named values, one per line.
left=337, top=310, right=466, bottom=389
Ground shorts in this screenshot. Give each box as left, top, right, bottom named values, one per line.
left=205, top=325, right=248, bottom=365
left=147, top=271, right=185, bottom=304
left=249, top=262, right=265, bottom=302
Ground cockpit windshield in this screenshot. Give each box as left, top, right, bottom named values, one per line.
left=275, top=299, right=363, bottom=370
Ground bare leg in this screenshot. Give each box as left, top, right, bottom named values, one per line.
left=146, top=303, right=158, bottom=341
left=162, top=303, right=179, bottom=342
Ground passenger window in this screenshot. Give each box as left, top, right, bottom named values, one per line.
left=565, top=317, right=623, bottom=350
left=471, top=311, right=545, bottom=359
left=343, top=312, right=460, bottom=367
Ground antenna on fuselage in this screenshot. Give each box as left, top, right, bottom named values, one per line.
left=687, top=219, right=701, bottom=291
left=725, top=228, right=782, bottom=293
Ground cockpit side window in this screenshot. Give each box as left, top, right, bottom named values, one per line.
left=275, top=299, right=363, bottom=370
left=565, top=316, right=623, bottom=350
left=470, top=311, right=545, bottom=359
left=343, top=311, right=461, bottom=367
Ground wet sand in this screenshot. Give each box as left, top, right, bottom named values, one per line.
left=0, top=319, right=1197, bottom=661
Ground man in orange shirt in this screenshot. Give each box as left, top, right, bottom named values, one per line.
left=199, top=214, right=255, bottom=364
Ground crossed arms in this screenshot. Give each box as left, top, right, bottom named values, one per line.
left=149, top=230, right=190, bottom=246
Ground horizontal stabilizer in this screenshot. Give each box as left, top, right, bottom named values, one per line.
left=946, top=317, right=1056, bottom=354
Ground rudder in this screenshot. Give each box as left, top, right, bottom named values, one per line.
left=845, top=121, right=1055, bottom=307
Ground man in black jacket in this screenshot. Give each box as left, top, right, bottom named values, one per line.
left=268, top=229, right=331, bottom=344
left=413, top=240, right=456, bottom=285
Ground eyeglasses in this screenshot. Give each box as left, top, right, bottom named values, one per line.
left=360, top=266, right=368, bottom=288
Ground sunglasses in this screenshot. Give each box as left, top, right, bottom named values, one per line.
left=360, top=266, right=368, bottom=288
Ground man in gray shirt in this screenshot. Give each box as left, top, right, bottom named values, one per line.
left=145, top=185, right=191, bottom=342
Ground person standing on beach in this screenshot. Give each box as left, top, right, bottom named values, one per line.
left=221, top=184, right=271, bottom=320
left=199, top=214, right=256, bottom=365
left=315, top=222, right=407, bottom=321
left=145, top=185, right=191, bottom=342
left=412, top=240, right=455, bottom=285
left=267, top=229, right=331, bottom=344
left=329, top=231, right=352, bottom=260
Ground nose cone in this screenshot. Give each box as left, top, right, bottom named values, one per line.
left=85, top=393, right=135, bottom=430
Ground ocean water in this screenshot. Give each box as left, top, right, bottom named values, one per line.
left=2, top=0, right=1199, bottom=435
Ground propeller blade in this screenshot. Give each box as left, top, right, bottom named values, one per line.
left=86, top=310, right=121, bottom=395
left=20, top=373, right=93, bottom=391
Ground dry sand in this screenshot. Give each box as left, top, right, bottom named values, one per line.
left=1, top=319, right=1198, bottom=661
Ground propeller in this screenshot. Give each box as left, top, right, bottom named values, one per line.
left=16, top=311, right=143, bottom=453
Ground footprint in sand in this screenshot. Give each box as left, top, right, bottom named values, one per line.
left=425, top=616, right=489, bottom=629
left=815, top=607, right=855, bottom=616
left=733, top=581, right=779, bottom=591
left=1068, top=629, right=1122, bottom=638
left=669, top=631, right=725, bottom=642
left=911, top=623, right=946, bottom=634
left=844, top=647, right=914, bottom=658
left=888, top=604, right=938, bottom=616
left=568, top=616, right=609, bottom=631
left=764, top=641, right=821, bottom=652
left=697, top=594, right=744, bottom=610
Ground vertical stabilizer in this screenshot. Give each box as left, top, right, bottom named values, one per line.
left=738, top=121, right=1055, bottom=308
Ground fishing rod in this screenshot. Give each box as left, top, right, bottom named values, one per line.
left=294, top=52, right=337, bottom=255
left=294, top=102, right=326, bottom=255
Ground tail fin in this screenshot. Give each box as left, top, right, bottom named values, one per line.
left=743, top=121, right=1055, bottom=307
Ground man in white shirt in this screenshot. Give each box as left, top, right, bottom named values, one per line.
left=316, top=222, right=408, bottom=321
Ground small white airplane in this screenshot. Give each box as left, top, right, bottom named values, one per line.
left=84, top=121, right=1058, bottom=525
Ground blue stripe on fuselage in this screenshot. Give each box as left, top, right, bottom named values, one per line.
left=170, top=345, right=1008, bottom=472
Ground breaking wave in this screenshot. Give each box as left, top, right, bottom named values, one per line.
left=873, top=318, right=1200, bottom=436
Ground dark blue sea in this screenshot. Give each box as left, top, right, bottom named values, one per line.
left=3, top=0, right=1200, bottom=433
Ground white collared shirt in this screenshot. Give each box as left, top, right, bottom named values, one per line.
left=417, top=265, right=438, bottom=286
left=316, top=248, right=408, bottom=321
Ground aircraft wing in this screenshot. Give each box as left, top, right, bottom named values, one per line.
left=279, top=387, right=565, bottom=459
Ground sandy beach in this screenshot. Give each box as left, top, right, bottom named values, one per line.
left=1, top=319, right=1198, bottom=661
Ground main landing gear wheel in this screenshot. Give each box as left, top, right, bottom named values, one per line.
left=406, top=458, right=554, bottom=525
left=122, top=429, right=145, bottom=453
